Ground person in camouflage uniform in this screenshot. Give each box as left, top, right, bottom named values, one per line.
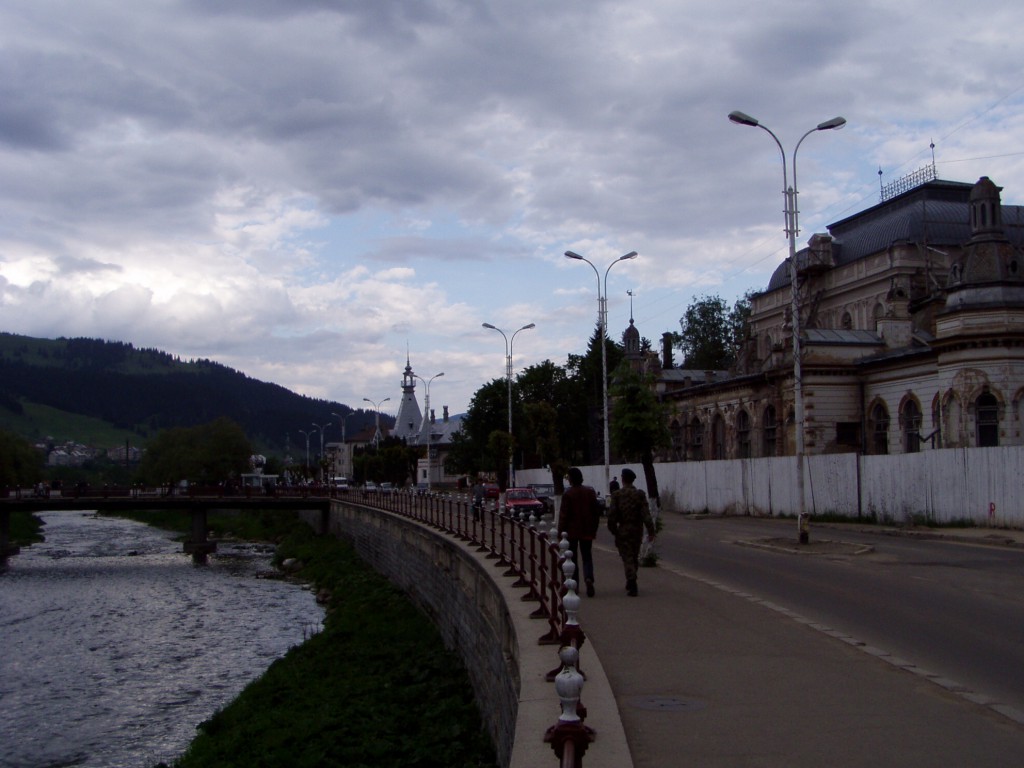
left=606, top=468, right=656, bottom=596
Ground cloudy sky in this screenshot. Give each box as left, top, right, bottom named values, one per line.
left=3, top=1, right=1023, bottom=426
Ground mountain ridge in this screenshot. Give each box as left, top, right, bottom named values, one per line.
left=0, top=332, right=388, bottom=455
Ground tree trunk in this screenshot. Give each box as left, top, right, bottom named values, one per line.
left=641, top=449, right=660, bottom=508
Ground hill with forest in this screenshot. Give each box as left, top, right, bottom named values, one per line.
left=0, top=332, right=387, bottom=455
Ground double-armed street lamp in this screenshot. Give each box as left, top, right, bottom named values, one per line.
left=311, top=422, right=331, bottom=482
left=331, top=411, right=356, bottom=443
left=298, top=427, right=318, bottom=478
left=728, top=110, right=846, bottom=543
left=564, top=249, right=638, bottom=495
left=331, top=410, right=356, bottom=481
left=413, top=372, right=444, bottom=490
left=363, top=397, right=390, bottom=448
left=482, top=322, right=535, bottom=488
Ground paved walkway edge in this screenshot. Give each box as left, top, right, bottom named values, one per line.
left=480, top=543, right=633, bottom=768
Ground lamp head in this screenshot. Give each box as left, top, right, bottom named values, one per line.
left=728, top=110, right=759, bottom=127
left=817, top=116, right=846, bottom=131
left=619, top=251, right=638, bottom=261
left=482, top=322, right=496, bottom=330
left=522, top=323, right=536, bottom=330
left=564, top=250, right=583, bottom=260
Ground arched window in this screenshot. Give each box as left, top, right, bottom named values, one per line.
left=689, top=417, right=704, bottom=461
left=670, top=419, right=684, bottom=460
left=711, top=414, right=726, bottom=460
left=841, top=311, right=853, bottom=330
left=737, top=409, right=751, bottom=458
left=762, top=405, right=777, bottom=457
left=901, top=399, right=922, bottom=453
left=870, top=402, right=890, bottom=455
left=977, top=391, right=999, bottom=447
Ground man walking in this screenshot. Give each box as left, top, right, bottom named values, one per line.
left=558, top=467, right=602, bottom=596
left=606, top=468, right=656, bottom=597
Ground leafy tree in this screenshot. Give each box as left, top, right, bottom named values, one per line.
left=677, top=295, right=732, bottom=369
left=444, top=379, right=509, bottom=482
left=676, top=293, right=754, bottom=370
left=523, top=401, right=569, bottom=495
left=0, top=429, right=43, bottom=486
left=609, top=363, right=670, bottom=506
left=487, top=430, right=513, bottom=489
left=730, top=291, right=755, bottom=350
left=136, top=417, right=252, bottom=486
left=518, top=360, right=584, bottom=488
left=566, top=323, right=624, bottom=465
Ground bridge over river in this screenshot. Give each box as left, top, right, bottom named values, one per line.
left=1, top=486, right=335, bottom=564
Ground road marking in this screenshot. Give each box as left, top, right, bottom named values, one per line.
left=656, top=559, right=1024, bottom=728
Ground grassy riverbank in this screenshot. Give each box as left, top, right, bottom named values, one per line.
left=102, top=510, right=498, bottom=767
left=6, top=510, right=44, bottom=547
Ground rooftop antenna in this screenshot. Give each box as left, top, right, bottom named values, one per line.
left=627, top=289, right=634, bottom=323
left=930, top=138, right=937, bottom=177
left=878, top=166, right=884, bottom=197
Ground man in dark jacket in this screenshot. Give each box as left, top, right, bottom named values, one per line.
left=606, top=468, right=656, bottom=596
left=558, top=467, right=602, bottom=596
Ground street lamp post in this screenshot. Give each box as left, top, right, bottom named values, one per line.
left=331, top=411, right=356, bottom=444
left=332, top=411, right=355, bottom=480
left=482, top=322, right=535, bottom=488
left=564, top=249, right=638, bottom=495
left=298, top=428, right=317, bottom=480
left=728, top=110, right=846, bottom=544
left=362, top=397, right=390, bottom=448
left=413, top=372, right=444, bottom=490
left=311, top=422, right=330, bottom=483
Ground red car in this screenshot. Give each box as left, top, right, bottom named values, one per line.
left=503, top=487, right=545, bottom=518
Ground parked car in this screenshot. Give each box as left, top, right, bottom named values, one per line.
left=380, top=482, right=394, bottom=494
left=363, top=481, right=379, bottom=494
left=527, top=483, right=555, bottom=513
left=503, top=487, right=545, bottom=518
left=483, top=483, right=500, bottom=500
left=414, top=482, right=430, bottom=495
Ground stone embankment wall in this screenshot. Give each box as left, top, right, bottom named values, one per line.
left=298, top=502, right=520, bottom=766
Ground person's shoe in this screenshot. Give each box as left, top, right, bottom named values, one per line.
left=586, top=579, right=595, bottom=597
left=626, top=579, right=637, bottom=597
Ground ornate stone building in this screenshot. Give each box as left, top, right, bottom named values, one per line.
left=654, top=176, right=1024, bottom=461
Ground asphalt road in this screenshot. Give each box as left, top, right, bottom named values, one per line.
left=652, top=515, right=1024, bottom=715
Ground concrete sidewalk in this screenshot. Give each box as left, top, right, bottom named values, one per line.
left=573, top=534, right=1024, bottom=768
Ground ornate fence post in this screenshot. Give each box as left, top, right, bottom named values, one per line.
left=544, top=549, right=594, bottom=766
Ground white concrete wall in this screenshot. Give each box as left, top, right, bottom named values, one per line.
left=516, top=445, right=1024, bottom=527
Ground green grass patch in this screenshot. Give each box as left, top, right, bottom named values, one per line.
left=6, top=510, right=44, bottom=547
left=0, top=399, right=147, bottom=446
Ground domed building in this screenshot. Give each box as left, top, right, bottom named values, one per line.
left=651, top=174, right=1024, bottom=461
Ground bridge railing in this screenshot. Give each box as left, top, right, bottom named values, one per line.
left=355, top=488, right=568, bottom=644
left=348, top=488, right=596, bottom=764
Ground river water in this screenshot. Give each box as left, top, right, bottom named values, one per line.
left=0, top=511, right=324, bottom=768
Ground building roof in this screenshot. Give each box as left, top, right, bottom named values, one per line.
left=766, top=179, right=1024, bottom=292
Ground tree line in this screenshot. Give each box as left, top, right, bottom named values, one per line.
left=442, top=291, right=752, bottom=502
left=0, top=293, right=749, bottom=491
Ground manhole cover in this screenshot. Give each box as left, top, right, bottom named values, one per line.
left=627, top=695, right=707, bottom=712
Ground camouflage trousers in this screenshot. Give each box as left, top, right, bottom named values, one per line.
left=614, top=535, right=643, bottom=581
